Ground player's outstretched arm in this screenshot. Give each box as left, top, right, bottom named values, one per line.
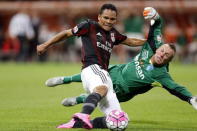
left=45, top=73, right=82, bottom=87
left=158, top=76, right=193, bottom=104
left=162, top=84, right=197, bottom=110
left=121, top=38, right=146, bottom=47
left=121, top=7, right=161, bottom=47
left=143, top=7, right=163, bottom=52
left=37, top=29, right=73, bottom=55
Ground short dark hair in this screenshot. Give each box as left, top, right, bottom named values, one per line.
left=99, top=4, right=117, bottom=15
left=166, top=43, right=176, bottom=61
left=167, top=43, right=176, bottom=53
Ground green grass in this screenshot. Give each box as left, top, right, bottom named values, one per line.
left=0, top=62, right=197, bottom=131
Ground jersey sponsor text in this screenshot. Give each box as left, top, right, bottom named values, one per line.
left=97, top=41, right=112, bottom=53
left=134, top=59, right=145, bottom=80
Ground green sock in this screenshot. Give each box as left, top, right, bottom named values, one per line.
left=63, top=77, right=72, bottom=84
left=71, top=73, right=82, bottom=82
left=63, top=73, right=82, bottom=83
left=76, top=94, right=88, bottom=104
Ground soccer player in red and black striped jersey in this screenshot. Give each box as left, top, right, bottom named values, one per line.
left=37, top=3, right=146, bottom=129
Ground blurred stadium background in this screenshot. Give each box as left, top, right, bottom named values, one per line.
left=0, top=0, right=197, bottom=131
left=0, top=0, right=197, bottom=63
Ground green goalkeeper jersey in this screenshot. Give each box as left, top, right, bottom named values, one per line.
left=109, top=17, right=192, bottom=102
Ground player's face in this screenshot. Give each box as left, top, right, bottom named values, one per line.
left=152, top=44, right=175, bottom=66
left=98, top=9, right=117, bottom=31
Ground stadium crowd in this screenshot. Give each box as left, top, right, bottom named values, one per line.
left=0, top=3, right=197, bottom=63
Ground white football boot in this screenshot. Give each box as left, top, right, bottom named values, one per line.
left=61, top=94, right=87, bottom=106
left=45, top=77, right=64, bottom=87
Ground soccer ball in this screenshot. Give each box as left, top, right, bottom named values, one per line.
left=106, top=110, right=129, bottom=131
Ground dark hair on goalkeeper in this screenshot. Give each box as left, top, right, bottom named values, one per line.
left=166, top=43, right=176, bottom=62
left=167, top=43, right=176, bottom=53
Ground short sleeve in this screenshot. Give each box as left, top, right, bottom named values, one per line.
left=72, top=20, right=89, bottom=36
left=114, top=30, right=127, bottom=45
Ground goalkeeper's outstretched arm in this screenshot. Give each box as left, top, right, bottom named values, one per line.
left=158, top=76, right=197, bottom=110
left=143, top=7, right=163, bottom=53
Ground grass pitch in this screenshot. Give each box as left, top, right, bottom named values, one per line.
left=0, top=62, right=197, bottom=131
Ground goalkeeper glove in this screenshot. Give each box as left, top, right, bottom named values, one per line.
left=190, top=96, right=197, bottom=110
left=143, top=7, right=159, bottom=20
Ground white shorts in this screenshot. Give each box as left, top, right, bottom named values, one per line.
left=81, top=64, right=121, bottom=115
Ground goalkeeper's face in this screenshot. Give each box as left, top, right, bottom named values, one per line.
left=152, top=44, right=175, bottom=66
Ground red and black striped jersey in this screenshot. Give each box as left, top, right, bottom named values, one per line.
left=72, top=19, right=127, bottom=70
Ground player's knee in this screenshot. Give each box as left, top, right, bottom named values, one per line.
left=94, top=85, right=108, bottom=97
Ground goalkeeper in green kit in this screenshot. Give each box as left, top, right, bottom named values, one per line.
left=46, top=7, right=197, bottom=120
